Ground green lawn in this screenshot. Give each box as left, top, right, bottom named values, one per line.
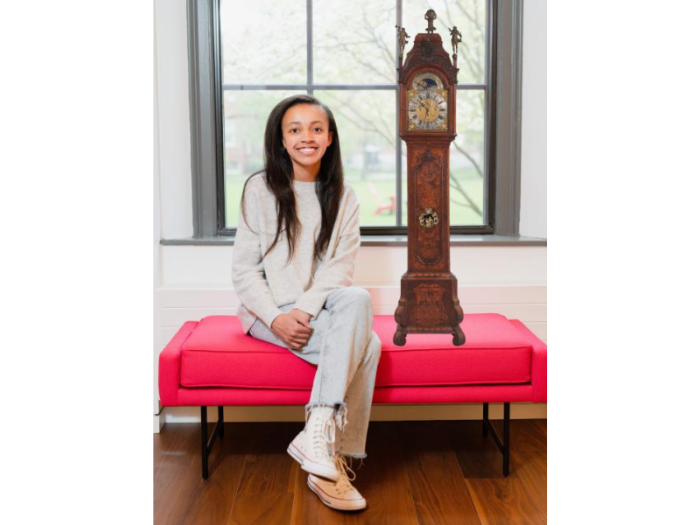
left=225, top=172, right=485, bottom=228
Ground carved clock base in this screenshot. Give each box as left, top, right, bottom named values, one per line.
left=393, top=273, right=465, bottom=346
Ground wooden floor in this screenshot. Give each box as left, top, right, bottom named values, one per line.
left=154, top=419, right=546, bottom=525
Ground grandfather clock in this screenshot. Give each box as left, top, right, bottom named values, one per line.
left=393, top=10, right=465, bottom=346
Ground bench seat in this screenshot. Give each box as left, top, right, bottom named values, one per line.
left=160, top=313, right=546, bottom=406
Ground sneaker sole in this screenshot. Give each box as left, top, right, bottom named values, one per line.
left=307, top=476, right=367, bottom=511
left=287, top=442, right=340, bottom=482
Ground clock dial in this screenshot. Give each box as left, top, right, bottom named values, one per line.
left=408, top=89, right=448, bottom=131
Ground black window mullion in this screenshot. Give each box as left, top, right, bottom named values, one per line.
left=484, top=0, right=495, bottom=230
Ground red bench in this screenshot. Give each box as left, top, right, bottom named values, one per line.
left=158, top=313, right=547, bottom=478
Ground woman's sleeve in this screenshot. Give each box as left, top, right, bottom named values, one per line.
left=293, top=189, right=361, bottom=319
left=231, top=186, right=284, bottom=329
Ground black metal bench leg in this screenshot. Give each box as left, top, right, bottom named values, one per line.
left=482, top=403, right=489, bottom=436
left=201, top=406, right=209, bottom=479
left=503, top=403, right=510, bottom=476
left=201, top=406, right=225, bottom=479
left=482, top=402, right=511, bottom=476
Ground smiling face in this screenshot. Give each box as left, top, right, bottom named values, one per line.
left=281, top=103, right=334, bottom=181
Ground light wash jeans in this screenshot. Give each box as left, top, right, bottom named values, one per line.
left=248, top=286, right=382, bottom=459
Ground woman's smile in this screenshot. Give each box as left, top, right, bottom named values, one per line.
left=297, top=145, right=319, bottom=154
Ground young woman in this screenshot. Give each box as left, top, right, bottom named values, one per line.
left=231, top=95, right=382, bottom=512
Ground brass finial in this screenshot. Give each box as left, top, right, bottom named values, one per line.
left=425, top=9, right=436, bottom=33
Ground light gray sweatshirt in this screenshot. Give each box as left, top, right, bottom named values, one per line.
left=231, top=172, right=361, bottom=334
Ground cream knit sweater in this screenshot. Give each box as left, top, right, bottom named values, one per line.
left=231, top=172, right=361, bottom=334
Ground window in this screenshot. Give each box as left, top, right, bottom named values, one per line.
left=187, top=0, right=522, bottom=238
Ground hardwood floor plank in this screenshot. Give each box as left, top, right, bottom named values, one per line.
left=154, top=424, right=200, bottom=525
left=466, top=476, right=546, bottom=525
left=227, top=422, right=301, bottom=524
left=452, top=419, right=547, bottom=522
left=511, top=450, right=546, bottom=516
left=347, top=422, right=420, bottom=525
left=156, top=423, right=259, bottom=525
left=234, top=422, right=300, bottom=495
left=228, top=493, right=295, bottom=525
left=509, top=420, right=547, bottom=454
left=449, top=420, right=516, bottom=480
left=399, top=421, right=481, bottom=525
left=154, top=423, right=196, bottom=480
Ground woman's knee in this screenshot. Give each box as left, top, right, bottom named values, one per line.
left=343, top=286, right=371, bottom=301
left=333, top=286, right=372, bottom=311
left=366, top=331, right=382, bottom=361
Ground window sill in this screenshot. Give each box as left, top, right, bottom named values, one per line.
left=160, top=234, right=547, bottom=247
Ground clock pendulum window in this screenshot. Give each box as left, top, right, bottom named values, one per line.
left=393, top=10, right=465, bottom=346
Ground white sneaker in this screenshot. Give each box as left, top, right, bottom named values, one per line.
left=287, top=406, right=340, bottom=481
left=307, top=455, right=367, bottom=511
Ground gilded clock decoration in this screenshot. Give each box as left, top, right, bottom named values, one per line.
left=419, top=208, right=439, bottom=228
left=396, top=25, right=410, bottom=66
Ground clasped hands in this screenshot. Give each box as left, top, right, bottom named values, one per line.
left=271, top=308, right=313, bottom=350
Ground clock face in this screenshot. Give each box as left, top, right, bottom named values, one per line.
left=408, top=90, right=447, bottom=130
left=407, top=73, right=448, bottom=132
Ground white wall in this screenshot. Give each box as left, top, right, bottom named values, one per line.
left=154, top=0, right=192, bottom=240
left=153, top=0, right=547, bottom=426
left=520, top=0, right=547, bottom=238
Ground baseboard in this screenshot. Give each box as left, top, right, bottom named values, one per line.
left=159, top=403, right=546, bottom=427
left=153, top=412, right=165, bottom=433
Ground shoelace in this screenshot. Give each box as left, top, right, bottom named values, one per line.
left=307, top=405, right=349, bottom=459
left=332, top=455, right=357, bottom=494
left=310, top=417, right=335, bottom=458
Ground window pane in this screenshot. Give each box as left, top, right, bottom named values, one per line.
left=451, top=89, right=486, bottom=226
left=315, top=90, right=397, bottom=227
left=314, top=0, right=396, bottom=85
left=223, top=90, right=306, bottom=228
left=220, top=0, right=307, bottom=85
left=403, top=0, right=486, bottom=84
left=400, top=89, right=485, bottom=227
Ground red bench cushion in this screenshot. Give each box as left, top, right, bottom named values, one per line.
left=179, top=314, right=532, bottom=390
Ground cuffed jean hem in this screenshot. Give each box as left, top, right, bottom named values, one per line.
left=337, top=451, right=367, bottom=459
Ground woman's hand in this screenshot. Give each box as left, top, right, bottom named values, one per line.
left=271, top=310, right=313, bottom=350
left=288, top=309, right=312, bottom=326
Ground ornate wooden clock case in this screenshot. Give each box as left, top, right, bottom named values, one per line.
left=394, top=12, right=465, bottom=346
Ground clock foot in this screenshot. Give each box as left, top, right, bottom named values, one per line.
left=393, top=328, right=407, bottom=347
left=452, top=327, right=466, bottom=346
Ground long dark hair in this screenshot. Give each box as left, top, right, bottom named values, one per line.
left=240, top=94, right=345, bottom=264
